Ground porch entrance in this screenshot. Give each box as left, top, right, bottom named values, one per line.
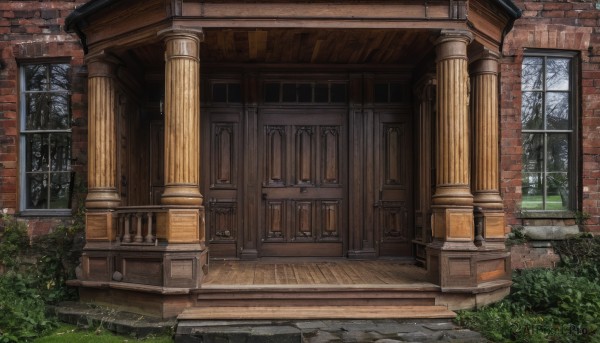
left=259, top=109, right=346, bottom=257
left=203, top=73, right=414, bottom=260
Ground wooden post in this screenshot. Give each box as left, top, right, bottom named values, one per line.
left=85, top=53, right=120, bottom=209
left=470, top=49, right=506, bottom=249
left=430, top=30, right=476, bottom=248
left=427, top=30, right=477, bottom=289
left=158, top=27, right=204, bottom=206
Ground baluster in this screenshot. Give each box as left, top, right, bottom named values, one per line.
left=118, top=213, right=124, bottom=243
left=123, top=214, right=131, bottom=243
left=145, top=212, right=154, bottom=243
left=134, top=212, right=143, bottom=243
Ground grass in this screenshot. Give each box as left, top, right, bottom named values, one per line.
left=33, top=324, right=174, bottom=343
left=521, top=195, right=567, bottom=210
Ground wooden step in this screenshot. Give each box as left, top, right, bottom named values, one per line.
left=194, top=287, right=439, bottom=307
left=178, top=305, right=456, bottom=320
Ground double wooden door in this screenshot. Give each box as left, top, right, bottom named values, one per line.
left=258, top=109, right=346, bottom=256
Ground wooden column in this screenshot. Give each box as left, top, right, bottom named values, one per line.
left=85, top=54, right=120, bottom=210
left=471, top=50, right=506, bottom=248
left=430, top=30, right=476, bottom=249
left=158, top=27, right=204, bottom=206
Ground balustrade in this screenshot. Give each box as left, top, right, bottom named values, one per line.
left=116, top=206, right=164, bottom=245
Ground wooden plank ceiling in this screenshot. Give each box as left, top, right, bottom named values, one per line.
left=131, top=29, right=435, bottom=67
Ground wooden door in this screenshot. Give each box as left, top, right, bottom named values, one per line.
left=374, top=110, right=413, bottom=256
left=258, top=109, right=346, bottom=257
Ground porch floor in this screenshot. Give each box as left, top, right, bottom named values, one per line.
left=181, top=259, right=455, bottom=320
left=202, top=258, right=435, bottom=289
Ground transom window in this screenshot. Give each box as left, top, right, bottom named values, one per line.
left=521, top=53, right=576, bottom=211
left=20, top=63, right=72, bottom=211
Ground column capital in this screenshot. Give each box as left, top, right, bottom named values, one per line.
left=435, top=30, right=473, bottom=62
left=470, top=48, right=500, bottom=75
left=85, top=51, right=120, bottom=78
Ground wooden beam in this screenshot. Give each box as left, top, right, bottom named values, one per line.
left=248, top=30, right=268, bottom=61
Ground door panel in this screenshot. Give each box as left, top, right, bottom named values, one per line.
left=259, top=109, right=346, bottom=257
left=203, top=110, right=243, bottom=258
left=375, top=111, right=412, bottom=257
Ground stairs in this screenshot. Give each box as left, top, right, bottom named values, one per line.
left=179, top=284, right=456, bottom=320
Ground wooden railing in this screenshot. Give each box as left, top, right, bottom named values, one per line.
left=115, top=206, right=165, bottom=245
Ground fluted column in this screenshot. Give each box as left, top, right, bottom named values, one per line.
left=471, top=50, right=503, bottom=209
left=85, top=53, right=120, bottom=209
left=431, top=30, right=476, bottom=247
left=158, top=27, right=204, bottom=206
left=471, top=50, right=506, bottom=248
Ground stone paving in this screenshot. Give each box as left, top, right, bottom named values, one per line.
left=55, top=302, right=489, bottom=342
left=175, top=319, right=489, bottom=342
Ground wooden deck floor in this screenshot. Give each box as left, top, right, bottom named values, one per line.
left=202, top=259, right=434, bottom=289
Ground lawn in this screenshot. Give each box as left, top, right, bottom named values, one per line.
left=33, top=324, right=173, bottom=343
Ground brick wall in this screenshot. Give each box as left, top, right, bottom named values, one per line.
left=0, top=1, right=87, bottom=235
left=501, top=0, right=600, bottom=234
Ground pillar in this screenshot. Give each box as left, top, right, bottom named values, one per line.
left=430, top=30, right=476, bottom=249
left=427, top=30, right=477, bottom=289
left=158, top=27, right=204, bottom=206
left=85, top=53, right=120, bottom=210
left=471, top=49, right=506, bottom=248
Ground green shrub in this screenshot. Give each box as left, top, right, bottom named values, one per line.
left=457, top=235, right=600, bottom=343
left=0, top=272, right=56, bottom=342
left=0, top=210, right=84, bottom=342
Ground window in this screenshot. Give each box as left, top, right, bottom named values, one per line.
left=521, top=53, right=577, bottom=211
left=20, top=63, right=72, bottom=212
left=263, top=82, right=347, bottom=103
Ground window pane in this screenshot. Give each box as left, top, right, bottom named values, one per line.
left=49, top=94, right=70, bottom=129
left=49, top=172, right=71, bottom=209
left=374, top=83, right=388, bottom=102
left=547, top=173, right=569, bottom=210
left=49, top=64, right=70, bottom=91
left=389, top=83, right=404, bottom=103
left=547, top=134, right=569, bottom=172
left=27, top=173, right=48, bottom=209
left=521, top=91, right=543, bottom=129
left=26, top=93, right=50, bottom=130
left=545, top=92, right=569, bottom=130
left=330, top=84, right=346, bottom=103
left=522, top=173, right=543, bottom=210
left=227, top=83, right=242, bottom=103
left=282, top=83, right=296, bottom=102
left=314, top=83, right=328, bottom=102
left=212, top=84, right=227, bottom=102
left=50, top=133, right=71, bottom=171
left=522, top=57, right=543, bottom=90
left=265, top=83, right=280, bottom=102
left=26, top=133, right=48, bottom=172
left=546, top=58, right=570, bottom=91
left=522, top=133, right=543, bottom=172
left=24, top=64, right=48, bottom=91
left=298, top=83, right=312, bottom=103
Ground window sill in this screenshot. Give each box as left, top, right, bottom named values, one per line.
left=18, top=209, right=74, bottom=217
left=516, top=210, right=575, bottom=219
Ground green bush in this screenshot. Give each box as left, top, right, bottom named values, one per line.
left=456, top=235, right=600, bottom=343
left=0, top=211, right=84, bottom=342
left=0, top=272, right=56, bottom=342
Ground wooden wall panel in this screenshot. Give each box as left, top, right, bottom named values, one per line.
left=265, top=125, right=286, bottom=186
left=321, top=126, right=340, bottom=185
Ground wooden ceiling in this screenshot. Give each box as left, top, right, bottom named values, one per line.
left=129, top=29, right=436, bottom=68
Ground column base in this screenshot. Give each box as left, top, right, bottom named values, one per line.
left=86, top=189, right=120, bottom=209
left=474, top=209, right=507, bottom=250
left=161, top=186, right=203, bottom=206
